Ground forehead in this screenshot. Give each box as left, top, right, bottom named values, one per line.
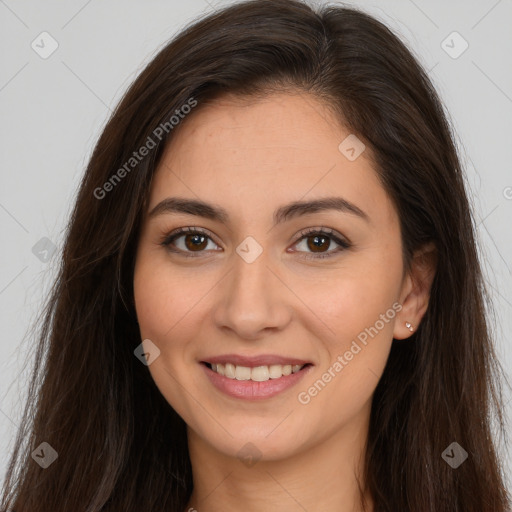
left=163, top=92, right=356, bottom=167
left=149, top=92, right=396, bottom=230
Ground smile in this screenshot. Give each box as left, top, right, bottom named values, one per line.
left=201, top=359, right=313, bottom=400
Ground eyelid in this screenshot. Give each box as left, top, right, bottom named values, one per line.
left=294, top=226, right=351, bottom=245
left=162, top=226, right=220, bottom=245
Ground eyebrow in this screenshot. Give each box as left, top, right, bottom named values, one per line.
left=148, top=196, right=370, bottom=225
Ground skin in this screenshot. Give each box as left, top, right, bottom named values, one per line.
left=133, top=91, right=436, bottom=512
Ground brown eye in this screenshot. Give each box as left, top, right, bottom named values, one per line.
left=183, top=233, right=208, bottom=251
left=161, top=227, right=220, bottom=256
left=292, top=228, right=351, bottom=260
left=306, top=234, right=331, bottom=252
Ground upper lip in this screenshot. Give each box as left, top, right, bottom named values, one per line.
left=202, top=354, right=312, bottom=367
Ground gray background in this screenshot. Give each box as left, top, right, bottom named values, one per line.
left=1, top=0, right=511, bottom=491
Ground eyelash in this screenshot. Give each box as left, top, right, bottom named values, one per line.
left=160, top=226, right=351, bottom=260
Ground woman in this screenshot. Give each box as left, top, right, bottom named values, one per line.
left=1, top=0, right=510, bottom=510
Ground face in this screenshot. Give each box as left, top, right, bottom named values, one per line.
left=133, top=91, right=410, bottom=462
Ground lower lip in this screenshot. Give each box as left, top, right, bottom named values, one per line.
left=202, top=363, right=312, bottom=400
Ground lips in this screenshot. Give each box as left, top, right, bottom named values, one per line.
left=200, top=353, right=313, bottom=400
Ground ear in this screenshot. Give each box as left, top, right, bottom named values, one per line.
left=393, top=241, right=437, bottom=340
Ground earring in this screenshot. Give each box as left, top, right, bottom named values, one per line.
left=405, top=322, right=414, bottom=332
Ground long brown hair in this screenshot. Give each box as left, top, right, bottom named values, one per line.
left=1, top=1, right=510, bottom=510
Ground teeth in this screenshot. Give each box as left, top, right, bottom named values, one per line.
left=209, top=363, right=305, bottom=381
left=282, top=364, right=292, bottom=376
left=269, top=364, right=283, bottom=379
left=225, top=363, right=236, bottom=379
left=234, top=365, right=251, bottom=380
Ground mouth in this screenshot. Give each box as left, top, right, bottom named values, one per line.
left=202, top=361, right=311, bottom=381
left=200, top=357, right=313, bottom=400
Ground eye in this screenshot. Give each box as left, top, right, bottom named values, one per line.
left=161, top=227, right=221, bottom=257
left=290, top=227, right=351, bottom=260
left=161, top=226, right=351, bottom=259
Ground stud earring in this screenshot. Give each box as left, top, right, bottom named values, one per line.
left=405, top=321, right=414, bottom=332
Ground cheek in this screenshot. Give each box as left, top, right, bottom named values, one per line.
left=314, top=281, right=396, bottom=381
left=296, top=261, right=401, bottom=350
left=133, top=267, right=190, bottom=396
left=133, top=250, right=212, bottom=392
left=133, top=264, right=172, bottom=341
left=133, top=254, right=196, bottom=417
left=293, top=256, right=401, bottom=412
left=133, top=249, right=195, bottom=344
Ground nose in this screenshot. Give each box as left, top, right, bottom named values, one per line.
left=212, top=246, right=292, bottom=340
